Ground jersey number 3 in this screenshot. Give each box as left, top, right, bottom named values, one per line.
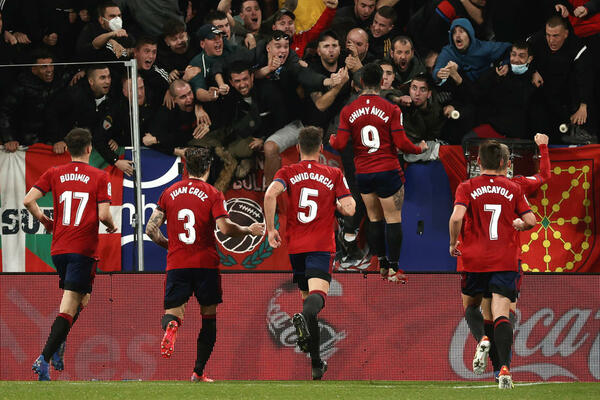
left=178, top=208, right=196, bottom=244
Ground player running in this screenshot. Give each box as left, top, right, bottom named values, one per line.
left=329, top=63, right=427, bottom=282
left=472, top=133, right=551, bottom=380
left=449, top=140, right=536, bottom=389
left=146, top=147, right=264, bottom=382
left=264, top=126, right=355, bottom=380
left=25, top=128, right=117, bottom=381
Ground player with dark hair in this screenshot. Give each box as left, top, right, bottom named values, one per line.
left=449, top=140, right=536, bottom=389
left=329, top=63, right=427, bottom=282
left=145, top=147, right=264, bottom=382
left=468, top=133, right=550, bottom=381
left=264, top=126, right=355, bottom=380
left=25, top=128, right=117, bottom=381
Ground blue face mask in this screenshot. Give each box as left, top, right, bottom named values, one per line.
left=511, top=63, right=529, bottom=75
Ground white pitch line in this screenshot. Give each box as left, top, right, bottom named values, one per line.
left=453, top=381, right=568, bottom=389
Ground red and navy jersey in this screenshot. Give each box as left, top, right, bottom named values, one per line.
left=274, top=160, right=351, bottom=254
left=34, top=162, right=111, bottom=258
left=157, top=178, right=229, bottom=270
left=454, top=174, right=532, bottom=272
left=331, top=94, right=422, bottom=174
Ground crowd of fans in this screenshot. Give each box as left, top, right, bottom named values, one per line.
left=0, top=0, right=599, bottom=192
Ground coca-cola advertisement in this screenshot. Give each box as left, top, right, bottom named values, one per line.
left=1, top=273, right=598, bottom=381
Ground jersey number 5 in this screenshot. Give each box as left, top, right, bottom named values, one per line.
left=360, top=125, right=380, bottom=153
left=59, top=191, right=89, bottom=226
left=484, top=204, right=501, bottom=240
left=178, top=208, right=196, bottom=244
left=298, top=188, right=318, bottom=223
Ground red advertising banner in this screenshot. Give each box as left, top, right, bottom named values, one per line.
left=1, top=273, right=599, bottom=381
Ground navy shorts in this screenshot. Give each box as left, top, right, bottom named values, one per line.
left=289, top=252, right=334, bottom=291
left=355, top=169, right=403, bottom=198
left=52, top=253, right=97, bottom=294
left=164, top=268, right=223, bottom=309
left=461, top=271, right=520, bottom=302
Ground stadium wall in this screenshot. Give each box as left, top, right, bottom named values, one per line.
left=1, top=144, right=599, bottom=273
left=1, top=272, right=599, bottom=381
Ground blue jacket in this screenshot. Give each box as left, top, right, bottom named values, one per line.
left=433, top=18, right=510, bottom=83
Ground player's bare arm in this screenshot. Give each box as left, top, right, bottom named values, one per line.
left=216, top=216, right=264, bottom=238
left=146, top=208, right=168, bottom=249
left=513, top=211, right=536, bottom=231
left=449, top=204, right=466, bottom=256
left=336, top=196, right=356, bottom=216
left=264, top=180, right=285, bottom=248
left=98, top=202, right=118, bottom=233
left=23, top=187, right=54, bottom=232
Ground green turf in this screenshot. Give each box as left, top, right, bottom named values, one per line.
left=0, top=381, right=598, bottom=400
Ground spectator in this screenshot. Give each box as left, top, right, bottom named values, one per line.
left=345, top=27, right=374, bottom=74
left=433, top=18, right=510, bottom=84
left=114, top=0, right=185, bottom=38
left=555, top=0, right=600, bottom=38
left=188, top=24, right=237, bottom=104
left=46, top=64, right=118, bottom=154
left=529, top=15, right=597, bottom=143
left=305, top=30, right=351, bottom=134
left=1, top=0, right=37, bottom=56
left=271, top=0, right=338, bottom=59
left=0, top=49, right=70, bottom=151
left=377, top=58, right=395, bottom=90
left=206, top=10, right=232, bottom=42
left=230, top=0, right=270, bottom=48
left=367, top=5, right=397, bottom=60
left=409, top=0, right=490, bottom=55
left=249, top=30, right=337, bottom=184
left=156, top=19, right=200, bottom=82
left=397, top=73, right=446, bottom=146
left=198, top=62, right=287, bottom=190
left=92, top=75, right=154, bottom=176
left=143, top=79, right=209, bottom=157
left=390, top=36, right=426, bottom=87
left=133, top=36, right=170, bottom=107
left=76, top=1, right=135, bottom=63
left=34, top=1, right=80, bottom=62
left=471, top=41, right=538, bottom=140
left=332, top=0, right=376, bottom=39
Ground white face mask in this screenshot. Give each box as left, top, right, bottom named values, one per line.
left=510, top=63, right=529, bottom=75
left=104, top=16, right=123, bottom=32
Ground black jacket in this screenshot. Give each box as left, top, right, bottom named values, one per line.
left=45, top=79, right=119, bottom=143
left=0, top=69, right=71, bottom=144
left=528, top=29, right=594, bottom=110
left=147, top=105, right=197, bottom=155
left=212, top=81, right=288, bottom=142
left=474, top=68, right=538, bottom=139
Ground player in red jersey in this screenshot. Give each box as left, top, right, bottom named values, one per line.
left=145, top=147, right=263, bottom=382
left=329, top=63, right=427, bottom=282
left=476, top=133, right=551, bottom=381
left=24, top=128, right=117, bottom=381
left=264, top=126, right=355, bottom=380
left=449, top=140, right=536, bottom=389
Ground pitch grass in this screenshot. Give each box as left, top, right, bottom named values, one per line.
left=0, top=381, right=597, bottom=400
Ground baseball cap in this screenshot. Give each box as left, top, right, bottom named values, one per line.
left=273, top=8, right=295, bottom=22
left=196, top=24, right=223, bottom=40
